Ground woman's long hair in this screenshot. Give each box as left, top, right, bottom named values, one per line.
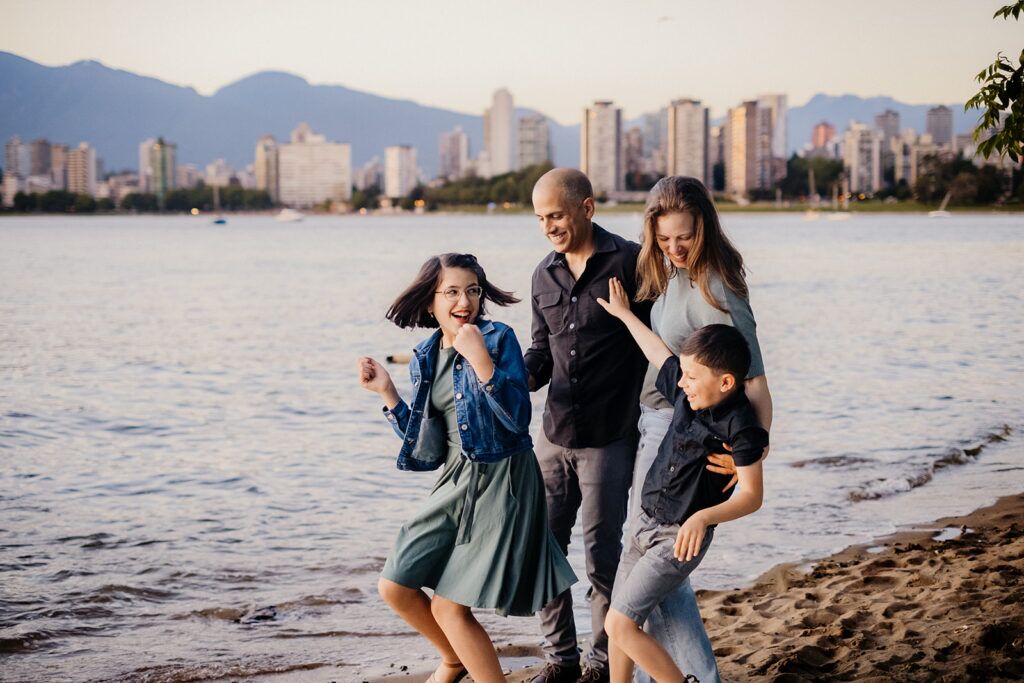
left=385, top=253, right=520, bottom=328
left=636, top=176, right=747, bottom=311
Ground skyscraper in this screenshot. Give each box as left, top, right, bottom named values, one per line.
left=67, top=142, right=97, bottom=196
left=926, top=105, right=954, bottom=147
left=277, top=123, right=352, bottom=207
left=50, top=144, right=68, bottom=190
left=517, top=115, right=551, bottom=169
left=4, top=136, right=31, bottom=179
left=843, top=122, right=882, bottom=194
left=485, top=88, right=515, bottom=176
left=725, top=101, right=761, bottom=197
left=30, top=138, right=51, bottom=176
left=254, top=135, right=279, bottom=202
left=757, top=93, right=788, bottom=161
left=667, top=98, right=709, bottom=183
left=874, top=110, right=901, bottom=146
left=581, top=100, right=623, bottom=196
left=385, top=145, right=418, bottom=199
left=811, top=122, right=836, bottom=149
left=439, top=127, right=470, bottom=180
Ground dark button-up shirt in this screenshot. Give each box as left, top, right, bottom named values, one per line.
left=524, top=223, right=650, bottom=448
left=641, top=355, right=769, bottom=525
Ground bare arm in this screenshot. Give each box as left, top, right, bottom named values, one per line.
left=596, top=277, right=673, bottom=369
left=675, top=461, right=764, bottom=561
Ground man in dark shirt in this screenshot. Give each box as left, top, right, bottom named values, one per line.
left=525, top=168, right=650, bottom=683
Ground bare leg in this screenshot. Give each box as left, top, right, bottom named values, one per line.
left=606, top=609, right=685, bottom=683
left=378, top=579, right=464, bottom=682
left=430, top=595, right=505, bottom=683
left=608, top=635, right=635, bottom=683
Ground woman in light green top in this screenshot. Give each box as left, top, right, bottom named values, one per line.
left=627, top=176, right=773, bottom=683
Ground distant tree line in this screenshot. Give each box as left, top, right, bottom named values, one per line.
left=424, top=163, right=554, bottom=208
left=3, top=184, right=273, bottom=214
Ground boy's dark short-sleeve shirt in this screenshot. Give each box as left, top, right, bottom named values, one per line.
left=640, top=355, right=769, bottom=526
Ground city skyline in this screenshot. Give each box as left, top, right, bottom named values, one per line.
left=1, top=0, right=1019, bottom=125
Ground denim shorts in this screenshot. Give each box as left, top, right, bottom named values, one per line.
left=609, top=510, right=714, bottom=625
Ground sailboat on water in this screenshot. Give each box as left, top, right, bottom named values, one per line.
left=928, top=191, right=952, bottom=218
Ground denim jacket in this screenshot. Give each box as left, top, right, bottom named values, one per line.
left=382, top=319, right=533, bottom=470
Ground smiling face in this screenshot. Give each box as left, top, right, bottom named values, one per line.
left=655, top=211, right=697, bottom=270
left=428, top=266, right=481, bottom=345
left=532, top=183, right=594, bottom=255
left=678, top=353, right=736, bottom=411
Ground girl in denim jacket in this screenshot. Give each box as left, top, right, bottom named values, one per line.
left=358, top=253, right=575, bottom=683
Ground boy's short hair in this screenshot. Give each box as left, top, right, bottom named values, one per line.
left=680, top=324, right=751, bottom=380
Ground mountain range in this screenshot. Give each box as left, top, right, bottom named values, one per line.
left=0, top=51, right=981, bottom=176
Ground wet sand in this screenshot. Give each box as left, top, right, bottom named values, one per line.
left=359, top=492, right=1024, bottom=682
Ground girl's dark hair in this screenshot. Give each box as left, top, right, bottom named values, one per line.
left=385, top=253, right=520, bottom=329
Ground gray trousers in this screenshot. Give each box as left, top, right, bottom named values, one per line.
left=535, top=429, right=637, bottom=668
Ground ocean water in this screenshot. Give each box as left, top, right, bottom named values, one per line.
left=1, top=212, right=1022, bottom=682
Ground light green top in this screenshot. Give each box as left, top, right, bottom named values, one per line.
left=639, top=269, right=765, bottom=411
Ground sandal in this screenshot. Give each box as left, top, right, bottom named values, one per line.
left=425, top=660, right=468, bottom=683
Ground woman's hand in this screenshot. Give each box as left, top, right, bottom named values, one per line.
left=707, top=445, right=738, bottom=492
left=453, top=324, right=494, bottom=382
left=675, top=512, right=708, bottom=562
left=595, top=277, right=632, bottom=320
left=357, top=356, right=393, bottom=394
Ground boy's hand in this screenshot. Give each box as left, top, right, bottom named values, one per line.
left=675, top=513, right=708, bottom=562
left=706, top=444, right=738, bottom=492
left=595, top=277, right=632, bottom=319
left=357, top=356, right=393, bottom=395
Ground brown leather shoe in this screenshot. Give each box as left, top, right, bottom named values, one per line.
left=530, top=661, right=582, bottom=683
left=576, top=665, right=609, bottom=683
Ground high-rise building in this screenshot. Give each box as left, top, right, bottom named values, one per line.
left=385, top=145, right=418, bottom=198
left=30, top=138, right=51, bottom=176
left=50, top=144, right=68, bottom=190
left=517, top=115, right=551, bottom=169
left=147, top=138, right=176, bottom=203
left=757, top=94, right=788, bottom=162
left=624, top=127, right=644, bottom=179
left=811, top=121, right=836, bottom=149
left=926, top=105, right=954, bottom=147
left=843, top=122, right=882, bottom=194
left=354, top=157, right=383, bottom=191
left=708, top=125, right=724, bottom=190
left=4, top=136, right=31, bottom=179
left=67, top=142, right=97, bottom=196
left=874, top=110, right=900, bottom=146
left=642, top=108, right=669, bottom=175
left=581, top=100, right=623, bottom=196
left=176, top=164, right=202, bottom=189
left=205, top=159, right=235, bottom=187
left=254, top=135, right=279, bottom=202
left=138, top=138, right=155, bottom=192
left=667, top=98, right=709, bottom=183
left=439, top=127, right=470, bottom=180
left=724, top=101, right=763, bottom=197
left=484, top=88, right=515, bottom=176
left=277, top=123, right=352, bottom=207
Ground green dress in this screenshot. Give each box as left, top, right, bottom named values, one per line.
left=381, top=346, right=576, bottom=617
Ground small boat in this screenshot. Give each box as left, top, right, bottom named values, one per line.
left=212, top=217, right=227, bottom=225
left=211, top=185, right=227, bottom=224
left=275, top=208, right=305, bottom=223
left=928, top=192, right=952, bottom=218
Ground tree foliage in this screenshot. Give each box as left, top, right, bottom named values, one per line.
left=424, top=163, right=553, bottom=207
left=965, top=1, right=1024, bottom=161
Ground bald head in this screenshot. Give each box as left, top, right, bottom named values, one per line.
left=533, top=168, right=594, bottom=208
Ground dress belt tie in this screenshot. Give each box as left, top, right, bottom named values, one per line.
left=455, top=460, right=486, bottom=545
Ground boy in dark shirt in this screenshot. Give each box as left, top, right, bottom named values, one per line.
left=597, top=277, right=768, bottom=683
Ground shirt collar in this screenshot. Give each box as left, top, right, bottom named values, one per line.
left=543, top=222, right=618, bottom=269
left=702, top=386, right=747, bottom=422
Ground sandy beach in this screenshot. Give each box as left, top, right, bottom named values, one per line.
left=358, top=493, right=1024, bottom=683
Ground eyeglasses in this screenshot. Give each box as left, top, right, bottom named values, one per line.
left=435, top=285, right=483, bottom=301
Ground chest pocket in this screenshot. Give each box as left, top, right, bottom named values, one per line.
left=673, top=419, right=726, bottom=460
left=536, top=291, right=564, bottom=335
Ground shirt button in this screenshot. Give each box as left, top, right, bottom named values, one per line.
left=455, top=363, right=462, bottom=370
left=571, top=296, right=578, bottom=302
left=569, top=323, right=575, bottom=330
left=669, top=465, right=675, bottom=472
left=570, top=349, right=576, bottom=356
left=571, top=377, right=578, bottom=384
left=455, top=392, right=463, bottom=399
left=460, top=424, right=468, bottom=431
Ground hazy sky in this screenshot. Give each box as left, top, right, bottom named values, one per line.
left=2, top=0, right=1020, bottom=123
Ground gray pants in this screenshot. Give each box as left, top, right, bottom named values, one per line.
left=535, top=429, right=637, bottom=669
